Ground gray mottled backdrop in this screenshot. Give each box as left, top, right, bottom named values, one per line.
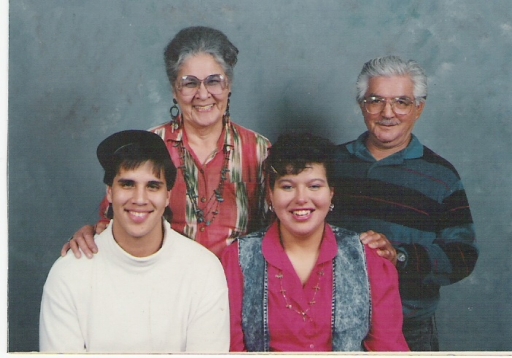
left=8, top=0, right=512, bottom=352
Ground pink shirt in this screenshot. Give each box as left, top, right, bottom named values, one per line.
left=221, top=222, right=409, bottom=352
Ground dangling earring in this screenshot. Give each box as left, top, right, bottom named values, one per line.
left=329, top=203, right=334, bottom=211
left=269, top=204, right=274, bottom=212
left=170, top=98, right=180, bottom=121
left=223, top=92, right=231, bottom=122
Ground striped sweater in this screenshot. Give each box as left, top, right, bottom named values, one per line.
left=328, top=132, right=478, bottom=320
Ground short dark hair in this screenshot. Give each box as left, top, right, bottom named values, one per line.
left=97, top=130, right=176, bottom=221
left=97, top=130, right=176, bottom=189
left=265, top=133, right=337, bottom=189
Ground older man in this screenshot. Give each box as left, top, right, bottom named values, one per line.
left=328, top=56, right=478, bottom=351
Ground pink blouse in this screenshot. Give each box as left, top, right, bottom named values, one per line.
left=221, top=222, right=409, bottom=352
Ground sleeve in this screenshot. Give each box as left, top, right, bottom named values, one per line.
left=185, top=256, right=231, bottom=352
left=363, top=246, right=410, bottom=352
left=397, top=182, right=478, bottom=289
left=246, top=134, right=272, bottom=233
left=220, top=242, right=247, bottom=352
left=98, top=196, right=111, bottom=225
left=39, top=260, right=86, bottom=353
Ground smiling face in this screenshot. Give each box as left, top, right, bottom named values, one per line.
left=173, top=52, right=231, bottom=133
left=107, top=161, right=170, bottom=249
left=269, top=163, right=334, bottom=242
left=361, top=75, right=425, bottom=159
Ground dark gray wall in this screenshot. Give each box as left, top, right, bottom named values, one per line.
left=8, top=0, right=512, bottom=352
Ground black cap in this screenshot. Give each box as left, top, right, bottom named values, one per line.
left=97, top=130, right=175, bottom=188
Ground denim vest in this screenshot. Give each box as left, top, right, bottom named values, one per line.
left=239, top=225, right=371, bottom=352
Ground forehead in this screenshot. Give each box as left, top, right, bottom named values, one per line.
left=178, top=52, right=225, bottom=77
left=366, top=75, right=415, bottom=97
left=277, top=163, right=328, bottom=181
left=115, top=162, right=164, bottom=182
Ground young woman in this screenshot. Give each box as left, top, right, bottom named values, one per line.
left=221, top=133, right=409, bottom=352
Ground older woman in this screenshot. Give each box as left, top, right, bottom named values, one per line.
left=62, top=26, right=270, bottom=258
left=221, top=133, right=409, bottom=352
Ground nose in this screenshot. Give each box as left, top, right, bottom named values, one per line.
left=381, top=100, right=395, bottom=117
left=195, top=81, right=210, bottom=99
left=294, top=186, right=308, bottom=204
left=132, top=185, right=148, bottom=204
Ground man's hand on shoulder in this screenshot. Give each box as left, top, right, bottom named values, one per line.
left=360, top=230, right=398, bottom=266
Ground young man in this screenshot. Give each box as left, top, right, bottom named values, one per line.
left=39, top=130, right=229, bottom=353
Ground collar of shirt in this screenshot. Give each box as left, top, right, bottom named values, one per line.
left=164, top=116, right=229, bottom=162
left=102, top=219, right=172, bottom=271
left=261, top=221, right=338, bottom=271
left=347, top=131, right=424, bottom=163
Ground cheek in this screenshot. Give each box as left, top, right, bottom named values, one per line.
left=174, top=92, right=194, bottom=107
left=364, top=113, right=378, bottom=123
left=154, top=193, right=170, bottom=209
left=269, top=192, right=287, bottom=208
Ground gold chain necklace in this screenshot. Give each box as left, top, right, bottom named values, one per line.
left=275, top=262, right=327, bottom=321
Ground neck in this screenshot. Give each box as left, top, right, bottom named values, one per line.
left=279, top=223, right=325, bottom=254
left=279, top=222, right=325, bottom=285
left=365, top=134, right=412, bottom=161
left=183, top=116, right=224, bottom=142
left=112, top=222, right=164, bottom=258
left=183, top=120, right=224, bottom=164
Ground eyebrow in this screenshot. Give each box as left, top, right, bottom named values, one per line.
left=116, top=179, right=165, bottom=186
left=368, top=93, right=412, bottom=99
left=276, top=177, right=328, bottom=184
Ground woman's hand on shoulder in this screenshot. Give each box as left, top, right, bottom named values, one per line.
left=60, top=222, right=107, bottom=259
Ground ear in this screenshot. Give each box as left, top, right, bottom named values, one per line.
left=106, top=186, right=113, bottom=204
left=415, top=101, right=426, bottom=119
left=166, top=190, right=171, bottom=208
left=268, top=189, right=274, bottom=208
left=329, top=187, right=334, bottom=201
left=359, top=102, right=366, bottom=116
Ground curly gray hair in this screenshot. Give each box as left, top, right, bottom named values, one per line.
left=164, top=26, right=239, bottom=89
left=356, top=55, right=427, bottom=106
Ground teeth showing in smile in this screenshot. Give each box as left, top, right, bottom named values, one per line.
left=195, top=104, right=214, bottom=111
left=293, top=210, right=311, bottom=217
left=130, top=211, right=148, bottom=217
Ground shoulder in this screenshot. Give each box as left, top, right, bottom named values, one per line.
left=147, top=122, right=179, bottom=142
left=44, top=249, right=98, bottom=289
left=230, top=122, right=271, bottom=146
left=420, top=145, right=462, bottom=179
left=364, top=244, right=397, bottom=274
left=55, top=234, right=112, bottom=273
left=238, top=229, right=266, bottom=244
left=334, top=141, right=356, bottom=161
left=148, top=122, right=169, bottom=134
left=329, top=224, right=360, bottom=241
left=165, top=229, right=224, bottom=269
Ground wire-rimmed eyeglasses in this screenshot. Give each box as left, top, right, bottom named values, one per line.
left=362, top=96, right=423, bottom=115
left=176, top=74, right=227, bottom=96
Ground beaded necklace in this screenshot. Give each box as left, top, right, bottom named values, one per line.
left=175, top=117, right=233, bottom=227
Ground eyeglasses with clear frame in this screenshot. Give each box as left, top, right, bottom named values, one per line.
left=176, top=74, right=227, bottom=96
left=362, top=96, right=422, bottom=115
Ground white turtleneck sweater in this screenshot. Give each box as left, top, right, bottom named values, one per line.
left=39, top=220, right=229, bottom=353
